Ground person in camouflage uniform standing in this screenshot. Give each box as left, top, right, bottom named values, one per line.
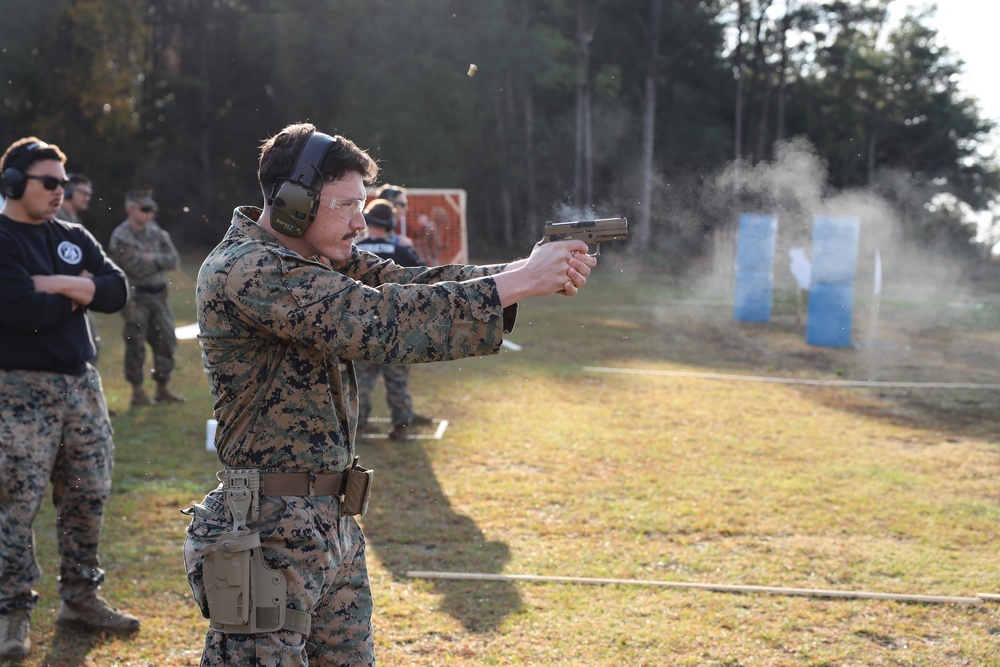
left=183, top=122, right=596, bottom=666
left=108, top=191, right=185, bottom=407
left=0, top=138, right=140, bottom=661
left=354, top=198, right=434, bottom=439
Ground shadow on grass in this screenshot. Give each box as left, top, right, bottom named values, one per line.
left=39, top=626, right=126, bottom=667
left=359, top=438, right=522, bottom=632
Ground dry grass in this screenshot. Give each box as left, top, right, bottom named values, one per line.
left=9, top=263, right=1000, bottom=666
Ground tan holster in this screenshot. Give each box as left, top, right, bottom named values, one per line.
left=203, top=469, right=310, bottom=635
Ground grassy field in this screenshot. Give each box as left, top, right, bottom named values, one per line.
left=11, top=259, right=1000, bottom=666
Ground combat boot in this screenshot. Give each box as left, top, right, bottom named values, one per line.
left=0, top=609, right=31, bottom=660
left=388, top=423, right=410, bottom=441
left=155, top=380, right=186, bottom=403
left=57, top=595, right=140, bottom=634
left=131, top=384, right=154, bottom=407
left=411, top=413, right=434, bottom=426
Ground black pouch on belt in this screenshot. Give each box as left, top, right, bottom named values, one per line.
left=342, top=456, right=373, bottom=517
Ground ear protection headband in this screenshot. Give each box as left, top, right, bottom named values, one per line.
left=268, top=132, right=337, bottom=238
left=65, top=173, right=80, bottom=199
left=2, top=141, right=44, bottom=200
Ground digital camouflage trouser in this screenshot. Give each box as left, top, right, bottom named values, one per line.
left=121, top=288, right=177, bottom=386
left=183, top=490, right=374, bottom=666
left=0, top=367, right=114, bottom=613
left=355, top=361, right=414, bottom=428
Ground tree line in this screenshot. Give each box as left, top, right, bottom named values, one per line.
left=1, top=0, right=996, bottom=268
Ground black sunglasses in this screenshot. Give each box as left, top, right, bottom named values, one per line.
left=139, top=205, right=155, bottom=213
left=26, top=175, right=71, bottom=191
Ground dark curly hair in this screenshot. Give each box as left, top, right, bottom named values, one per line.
left=257, top=122, right=379, bottom=197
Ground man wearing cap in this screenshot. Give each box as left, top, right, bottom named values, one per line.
left=108, top=191, right=184, bottom=407
left=0, top=137, right=138, bottom=661
left=354, top=198, right=433, bottom=439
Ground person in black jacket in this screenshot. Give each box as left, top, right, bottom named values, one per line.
left=0, top=137, right=139, bottom=661
left=354, top=198, right=434, bottom=439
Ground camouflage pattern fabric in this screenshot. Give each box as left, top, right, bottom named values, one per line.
left=187, top=207, right=517, bottom=663
left=196, top=207, right=513, bottom=472
left=0, top=366, right=114, bottom=613
left=108, top=219, right=180, bottom=291
left=120, top=288, right=177, bottom=385
left=184, top=491, right=373, bottom=666
left=355, top=361, right=413, bottom=428
left=56, top=206, right=80, bottom=224
left=109, top=219, right=180, bottom=385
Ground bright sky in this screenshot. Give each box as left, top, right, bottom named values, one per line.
left=891, top=0, right=999, bottom=151
left=891, top=0, right=999, bottom=248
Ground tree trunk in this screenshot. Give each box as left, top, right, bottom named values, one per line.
left=583, top=80, right=593, bottom=211
left=521, top=0, right=538, bottom=225
left=519, top=0, right=538, bottom=233
left=776, top=6, right=791, bottom=144
left=754, top=67, right=773, bottom=162
left=498, top=80, right=515, bottom=247
left=637, top=0, right=663, bottom=250
left=747, top=0, right=772, bottom=163
left=574, top=0, right=606, bottom=213
left=573, top=0, right=590, bottom=209
left=733, top=0, right=747, bottom=162
left=523, top=87, right=537, bottom=219
left=197, top=19, right=212, bottom=205
left=867, top=129, right=876, bottom=185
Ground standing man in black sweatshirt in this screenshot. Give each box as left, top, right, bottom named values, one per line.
left=0, top=137, right=139, bottom=662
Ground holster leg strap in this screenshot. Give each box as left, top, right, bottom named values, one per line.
left=281, top=609, right=311, bottom=636
left=211, top=608, right=311, bottom=636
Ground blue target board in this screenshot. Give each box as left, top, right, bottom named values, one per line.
left=733, top=213, right=778, bottom=322
left=806, top=216, right=859, bottom=347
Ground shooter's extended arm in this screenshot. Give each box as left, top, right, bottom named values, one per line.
left=539, top=217, right=628, bottom=256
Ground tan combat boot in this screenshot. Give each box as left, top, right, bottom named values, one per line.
left=0, top=609, right=30, bottom=660
left=57, top=595, right=140, bottom=634
left=155, top=380, right=185, bottom=403
left=131, top=384, right=154, bottom=407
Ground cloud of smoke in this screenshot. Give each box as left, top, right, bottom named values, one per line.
left=625, top=137, right=981, bottom=307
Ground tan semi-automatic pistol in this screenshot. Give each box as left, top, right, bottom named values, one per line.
left=539, top=217, right=628, bottom=256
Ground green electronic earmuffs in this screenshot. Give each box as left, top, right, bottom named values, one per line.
left=268, top=132, right=338, bottom=238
